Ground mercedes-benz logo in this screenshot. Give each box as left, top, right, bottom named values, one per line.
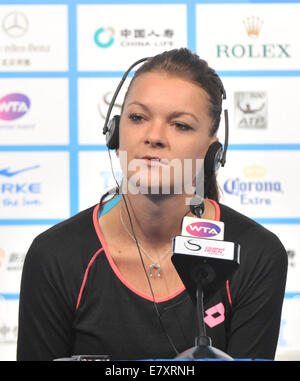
left=2, top=11, right=29, bottom=38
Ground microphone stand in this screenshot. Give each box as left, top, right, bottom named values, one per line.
left=175, top=197, right=233, bottom=360
left=175, top=274, right=233, bottom=360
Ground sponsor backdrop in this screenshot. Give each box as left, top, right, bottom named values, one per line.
left=0, top=0, right=299, bottom=361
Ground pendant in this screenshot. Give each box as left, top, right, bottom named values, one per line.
left=150, top=263, right=161, bottom=278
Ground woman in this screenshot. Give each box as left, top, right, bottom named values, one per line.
left=17, top=48, right=287, bottom=361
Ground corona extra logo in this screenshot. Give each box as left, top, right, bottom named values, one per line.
left=243, top=16, right=263, bottom=39
left=223, top=164, right=283, bottom=206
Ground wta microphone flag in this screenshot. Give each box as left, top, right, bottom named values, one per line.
left=172, top=214, right=240, bottom=303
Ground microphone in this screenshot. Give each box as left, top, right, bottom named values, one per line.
left=173, top=197, right=240, bottom=303
left=189, top=196, right=205, bottom=218
left=171, top=198, right=240, bottom=359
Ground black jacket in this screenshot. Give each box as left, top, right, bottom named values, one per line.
left=17, top=199, right=287, bottom=360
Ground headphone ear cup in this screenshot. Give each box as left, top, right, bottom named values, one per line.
left=105, top=115, right=120, bottom=149
left=204, top=141, right=223, bottom=176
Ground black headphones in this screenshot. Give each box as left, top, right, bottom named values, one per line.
left=102, top=57, right=229, bottom=176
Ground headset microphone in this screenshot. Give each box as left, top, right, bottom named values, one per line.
left=102, top=57, right=229, bottom=178
left=101, top=54, right=232, bottom=359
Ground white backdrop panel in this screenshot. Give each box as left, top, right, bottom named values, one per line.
left=218, top=76, right=300, bottom=144
left=217, top=150, right=300, bottom=219
left=79, top=150, right=121, bottom=212
left=263, top=224, right=300, bottom=293
left=196, top=3, right=300, bottom=71
left=0, top=151, right=70, bottom=219
left=277, top=296, right=300, bottom=352
left=0, top=225, right=48, bottom=293
left=77, top=3, right=187, bottom=71
left=78, top=77, right=128, bottom=145
left=0, top=78, right=69, bottom=145
left=0, top=4, right=68, bottom=71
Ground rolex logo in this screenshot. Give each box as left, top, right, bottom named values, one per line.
left=217, top=14, right=291, bottom=60
left=243, top=16, right=263, bottom=39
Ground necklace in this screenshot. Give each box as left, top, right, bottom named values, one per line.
left=119, top=208, right=171, bottom=278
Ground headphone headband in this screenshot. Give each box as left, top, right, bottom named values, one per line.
left=102, top=57, right=149, bottom=136
left=102, top=55, right=229, bottom=172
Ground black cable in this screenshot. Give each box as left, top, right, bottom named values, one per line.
left=121, top=193, right=179, bottom=356
left=99, top=184, right=180, bottom=355
left=103, top=150, right=179, bottom=353
left=101, top=143, right=180, bottom=355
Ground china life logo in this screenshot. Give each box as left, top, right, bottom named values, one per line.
left=223, top=165, right=283, bottom=206
left=216, top=16, right=291, bottom=59
left=94, top=26, right=175, bottom=49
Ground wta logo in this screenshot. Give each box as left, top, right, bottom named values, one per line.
left=186, top=221, right=221, bottom=238
left=0, top=93, right=31, bottom=121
